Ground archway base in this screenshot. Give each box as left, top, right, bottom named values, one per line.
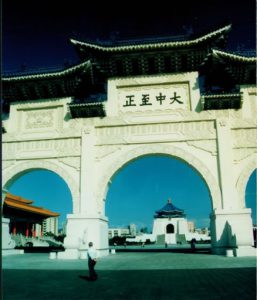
left=210, top=208, right=256, bottom=256
left=57, top=214, right=109, bottom=259
left=2, top=217, right=24, bottom=256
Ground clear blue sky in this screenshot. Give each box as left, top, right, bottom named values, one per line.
left=8, top=156, right=256, bottom=231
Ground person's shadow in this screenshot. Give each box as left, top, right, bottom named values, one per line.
left=78, top=275, right=97, bottom=281
left=78, top=275, right=91, bottom=281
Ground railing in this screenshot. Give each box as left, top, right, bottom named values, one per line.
left=11, top=234, right=62, bottom=247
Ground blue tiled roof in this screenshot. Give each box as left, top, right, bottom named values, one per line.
left=156, top=202, right=184, bottom=213
left=155, top=200, right=185, bottom=218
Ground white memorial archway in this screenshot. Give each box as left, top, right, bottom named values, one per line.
left=2, top=72, right=256, bottom=258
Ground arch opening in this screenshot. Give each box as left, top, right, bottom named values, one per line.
left=3, top=169, right=73, bottom=248
left=106, top=155, right=212, bottom=246
left=245, top=169, right=257, bottom=226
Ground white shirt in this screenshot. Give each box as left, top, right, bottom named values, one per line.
left=87, top=247, right=97, bottom=260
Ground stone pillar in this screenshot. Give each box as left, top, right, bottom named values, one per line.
left=210, top=209, right=255, bottom=256
left=2, top=217, right=16, bottom=254
left=2, top=189, right=23, bottom=255
left=2, top=189, right=14, bottom=252
left=57, top=214, right=109, bottom=259
left=2, top=189, right=8, bottom=209
left=216, top=118, right=238, bottom=210
left=80, top=126, right=97, bottom=214
left=210, top=119, right=255, bottom=256
left=58, top=127, right=109, bottom=259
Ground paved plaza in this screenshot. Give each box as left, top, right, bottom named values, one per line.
left=2, top=250, right=257, bottom=300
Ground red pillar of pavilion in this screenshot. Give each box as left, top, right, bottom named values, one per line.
left=12, top=223, right=17, bottom=235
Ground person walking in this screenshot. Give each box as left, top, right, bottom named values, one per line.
left=190, top=238, right=196, bottom=253
left=87, top=242, right=98, bottom=281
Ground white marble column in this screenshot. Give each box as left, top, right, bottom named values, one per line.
left=211, top=119, right=255, bottom=256
left=58, top=126, right=109, bottom=259
left=80, top=126, right=97, bottom=215
left=216, top=118, right=238, bottom=209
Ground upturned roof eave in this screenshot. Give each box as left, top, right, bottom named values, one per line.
left=2, top=60, right=91, bottom=82
left=6, top=193, right=34, bottom=204
left=212, top=49, right=257, bottom=62
left=156, top=209, right=184, bottom=213
left=70, top=24, right=232, bottom=54
left=4, top=193, right=60, bottom=217
left=154, top=213, right=185, bottom=218
left=156, top=202, right=184, bottom=213
left=4, top=199, right=60, bottom=217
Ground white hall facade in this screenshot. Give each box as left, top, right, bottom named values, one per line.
left=2, top=24, right=256, bottom=258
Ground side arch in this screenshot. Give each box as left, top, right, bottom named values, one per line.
left=236, top=157, right=257, bottom=208
left=2, top=160, right=80, bottom=214
left=97, top=144, right=221, bottom=212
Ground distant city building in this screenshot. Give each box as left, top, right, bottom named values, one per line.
left=187, top=221, right=195, bottom=233
left=129, top=223, right=137, bottom=236
left=108, top=224, right=138, bottom=238
left=108, top=227, right=130, bottom=239
left=42, top=217, right=59, bottom=235
left=60, top=221, right=67, bottom=235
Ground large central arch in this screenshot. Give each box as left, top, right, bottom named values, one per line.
left=97, top=144, right=221, bottom=212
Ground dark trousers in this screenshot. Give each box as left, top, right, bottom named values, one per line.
left=88, top=258, right=97, bottom=280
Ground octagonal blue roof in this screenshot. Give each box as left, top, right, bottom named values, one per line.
left=154, top=199, right=185, bottom=218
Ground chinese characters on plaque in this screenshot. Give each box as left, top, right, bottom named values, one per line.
left=119, top=85, right=188, bottom=112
